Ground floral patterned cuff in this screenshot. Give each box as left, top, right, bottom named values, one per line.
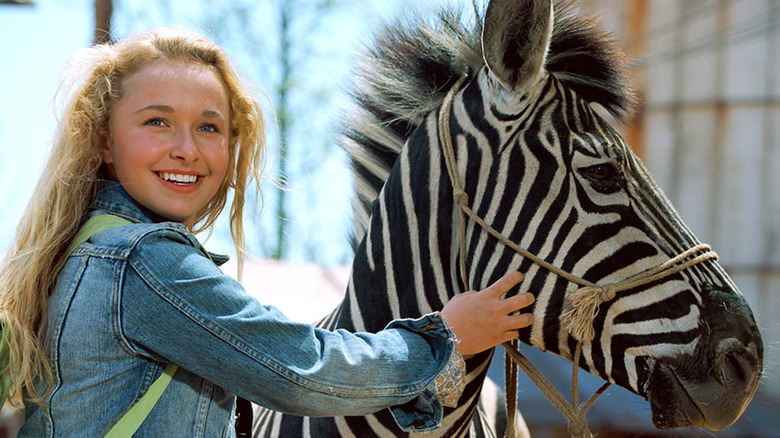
left=431, top=346, right=466, bottom=408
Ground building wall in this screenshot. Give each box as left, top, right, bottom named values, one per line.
left=580, top=0, right=780, bottom=401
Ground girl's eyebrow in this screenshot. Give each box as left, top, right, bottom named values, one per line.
left=135, top=105, right=225, bottom=120
left=135, top=104, right=173, bottom=114
left=202, top=109, right=225, bottom=120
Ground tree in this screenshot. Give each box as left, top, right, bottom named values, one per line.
left=94, top=0, right=113, bottom=44
left=201, top=0, right=361, bottom=263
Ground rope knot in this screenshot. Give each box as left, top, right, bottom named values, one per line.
left=453, top=190, right=469, bottom=206
left=567, top=417, right=592, bottom=438
left=598, top=283, right=618, bottom=302
left=560, top=284, right=619, bottom=342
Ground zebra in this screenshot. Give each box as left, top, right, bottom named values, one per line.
left=252, top=0, right=763, bottom=436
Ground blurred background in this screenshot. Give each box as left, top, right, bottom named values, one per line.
left=1, top=0, right=778, bottom=436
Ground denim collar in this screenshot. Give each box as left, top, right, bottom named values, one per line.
left=93, top=180, right=167, bottom=224
left=92, top=180, right=229, bottom=265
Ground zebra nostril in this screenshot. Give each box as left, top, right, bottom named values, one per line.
left=714, top=338, right=757, bottom=387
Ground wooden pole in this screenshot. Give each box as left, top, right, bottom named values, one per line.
left=625, top=0, right=648, bottom=159
left=94, top=0, right=113, bottom=45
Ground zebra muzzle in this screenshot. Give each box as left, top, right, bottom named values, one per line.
left=646, top=289, right=763, bottom=431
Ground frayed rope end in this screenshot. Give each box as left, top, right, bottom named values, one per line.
left=561, top=285, right=617, bottom=342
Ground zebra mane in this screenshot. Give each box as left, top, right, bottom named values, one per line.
left=341, top=0, right=635, bottom=243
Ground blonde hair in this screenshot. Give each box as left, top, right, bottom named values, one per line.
left=0, top=28, right=265, bottom=406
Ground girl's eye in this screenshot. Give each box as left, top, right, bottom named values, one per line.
left=199, top=123, right=220, bottom=133
left=144, top=118, right=166, bottom=127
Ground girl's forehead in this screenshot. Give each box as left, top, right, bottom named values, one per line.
left=125, top=59, right=220, bottom=87
left=118, top=59, right=229, bottom=110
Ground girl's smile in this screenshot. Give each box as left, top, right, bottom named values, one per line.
left=100, top=59, right=230, bottom=228
left=156, top=170, right=204, bottom=193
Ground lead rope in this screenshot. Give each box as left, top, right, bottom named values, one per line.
left=437, top=75, right=718, bottom=438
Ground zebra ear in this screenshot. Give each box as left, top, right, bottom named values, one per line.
left=482, top=0, right=553, bottom=92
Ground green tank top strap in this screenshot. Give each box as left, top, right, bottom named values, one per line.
left=104, top=363, right=179, bottom=437
left=71, top=215, right=179, bottom=437
left=0, top=214, right=179, bottom=437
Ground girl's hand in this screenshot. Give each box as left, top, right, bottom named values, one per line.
left=440, top=272, right=534, bottom=356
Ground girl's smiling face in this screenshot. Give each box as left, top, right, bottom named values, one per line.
left=101, top=59, right=230, bottom=228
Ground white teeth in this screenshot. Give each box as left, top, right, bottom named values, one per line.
left=158, top=172, right=198, bottom=184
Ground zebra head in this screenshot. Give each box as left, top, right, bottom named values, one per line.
left=344, top=0, right=762, bottom=432
left=460, top=0, right=762, bottom=431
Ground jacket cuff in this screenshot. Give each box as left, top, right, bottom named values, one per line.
left=432, top=346, right=466, bottom=407
left=384, top=312, right=466, bottom=432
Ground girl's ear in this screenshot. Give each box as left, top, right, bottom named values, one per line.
left=99, top=130, right=118, bottom=179
left=99, top=130, right=114, bottom=165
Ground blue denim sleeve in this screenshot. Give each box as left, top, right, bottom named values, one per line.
left=118, top=227, right=464, bottom=430
left=384, top=318, right=466, bottom=431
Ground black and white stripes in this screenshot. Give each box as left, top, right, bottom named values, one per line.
left=253, top=0, right=761, bottom=435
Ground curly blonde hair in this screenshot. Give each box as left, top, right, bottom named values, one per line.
left=0, top=28, right=265, bottom=406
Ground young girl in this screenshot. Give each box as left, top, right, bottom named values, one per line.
left=0, top=29, right=534, bottom=436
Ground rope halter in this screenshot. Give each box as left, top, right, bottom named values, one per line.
left=437, top=74, right=719, bottom=437
left=560, top=243, right=717, bottom=342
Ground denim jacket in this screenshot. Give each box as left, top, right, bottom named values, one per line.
left=20, top=181, right=465, bottom=437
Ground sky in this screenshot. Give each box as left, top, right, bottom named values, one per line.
left=0, top=1, right=92, bottom=253
left=0, top=0, right=448, bottom=262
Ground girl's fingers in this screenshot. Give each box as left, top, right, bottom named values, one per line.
left=502, top=292, right=535, bottom=313
left=481, top=272, right=524, bottom=298
left=508, top=312, right=534, bottom=329
left=442, top=271, right=536, bottom=356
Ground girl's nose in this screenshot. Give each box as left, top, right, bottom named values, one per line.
left=171, top=130, right=199, bottom=161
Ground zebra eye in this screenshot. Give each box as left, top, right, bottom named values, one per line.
left=581, top=163, right=616, bottom=182
left=579, top=163, right=625, bottom=194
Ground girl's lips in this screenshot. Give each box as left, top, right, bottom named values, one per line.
left=157, top=171, right=200, bottom=184
left=155, top=171, right=204, bottom=192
